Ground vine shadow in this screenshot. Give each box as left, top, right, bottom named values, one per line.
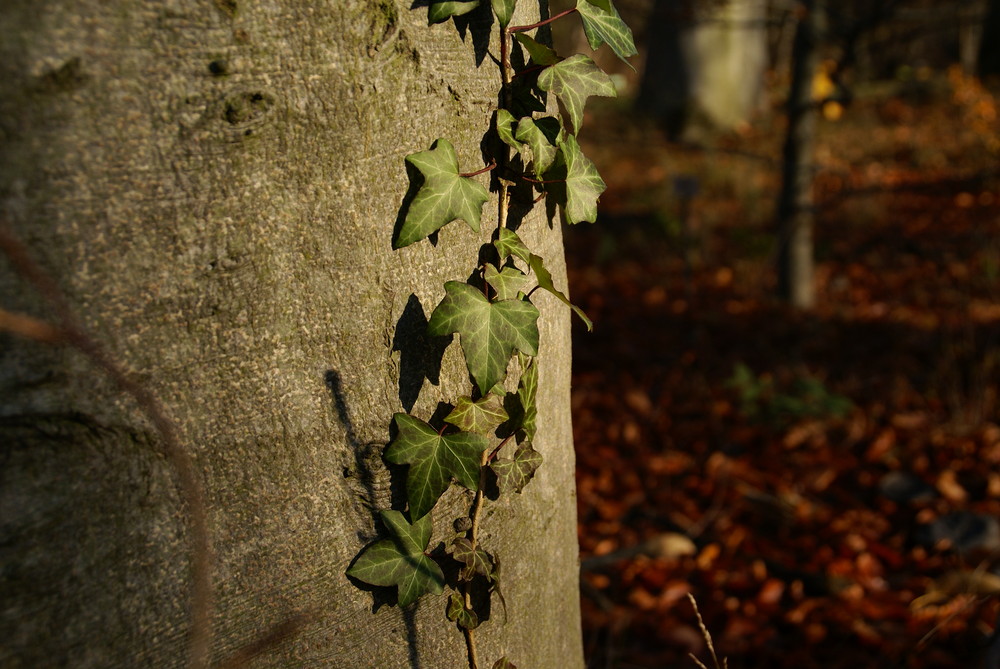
left=393, top=294, right=451, bottom=412
left=409, top=1, right=493, bottom=66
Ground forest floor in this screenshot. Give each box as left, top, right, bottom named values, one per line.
left=567, top=67, right=1000, bottom=669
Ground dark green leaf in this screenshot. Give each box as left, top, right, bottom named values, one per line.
left=384, top=414, right=489, bottom=519
left=495, top=227, right=532, bottom=264
left=489, top=553, right=507, bottom=621
left=496, top=109, right=522, bottom=151
left=428, top=282, right=540, bottom=394
left=445, top=395, right=509, bottom=435
left=447, top=592, right=480, bottom=629
left=429, top=0, right=480, bottom=23
left=491, top=442, right=543, bottom=493
left=527, top=253, right=592, bottom=330
left=452, top=537, right=494, bottom=579
left=485, top=263, right=528, bottom=301
left=537, top=54, right=616, bottom=134
left=560, top=134, right=605, bottom=224
left=514, top=33, right=559, bottom=66
left=395, top=139, right=490, bottom=249
left=515, top=116, right=562, bottom=179
left=346, top=510, right=445, bottom=607
left=516, top=354, right=538, bottom=441
left=575, top=0, right=638, bottom=65
left=491, top=0, right=516, bottom=27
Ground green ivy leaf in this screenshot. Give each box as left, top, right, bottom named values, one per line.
left=527, top=253, right=593, bottom=330
left=492, top=657, right=517, bottom=669
left=452, top=537, right=494, bottom=579
left=560, top=134, right=605, bottom=224
left=496, top=109, right=522, bottom=151
left=447, top=592, right=480, bottom=629
left=385, top=414, right=489, bottom=519
left=514, top=33, right=559, bottom=66
left=485, top=263, right=528, bottom=301
left=515, top=116, right=562, bottom=179
left=575, top=0, right=638, bottom=66
left=537, top=54, right=616, bottom=134
left=445, top=395, right=509, bottom=435
left=491, top=442, right=543, bottom=494
left=395, top=139, right=490, bottom=249
left=428, top=0, right=481, bottom=23
left=491, top=0, right=516, bottom=27
left=516, top=354, right=538, bottom=440
left=495, top=227, right=532, bottom=264
left=488, top=553, right=507, bottom=621
left=428, top=281, right=540, bottom=394
left=346, top=510, right=445, bottom=607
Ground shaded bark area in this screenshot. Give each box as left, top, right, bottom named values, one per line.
left=776, top=0, right=825, bottom=309
left=0, top=1, right=583, bottom=667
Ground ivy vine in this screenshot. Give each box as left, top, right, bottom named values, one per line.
left=347, top=2, right=634, bottom=667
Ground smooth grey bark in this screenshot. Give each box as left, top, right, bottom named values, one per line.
left=638, top=0, right=768, bottom=137
left=0, top=2, right=583, bottom=668
left=776, top=0, right=824, bottom=310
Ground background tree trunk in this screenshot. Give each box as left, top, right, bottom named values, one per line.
left=775, top=0, right=824, bottom=309
left=638, top=0, right=769, bottom=138
left=0, top=2, right=584, bottom=668
left=979, top=0, right=1000, bottom=78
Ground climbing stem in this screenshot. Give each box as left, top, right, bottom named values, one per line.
left=508, top=7, right=576, bottom=33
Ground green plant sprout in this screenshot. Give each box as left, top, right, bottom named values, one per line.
left=347, top=2, right=635, bottom=667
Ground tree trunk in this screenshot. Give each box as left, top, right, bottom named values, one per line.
left=0, top=2, right=583, bottom=668
left=979, top=0, right=1000, bottom=78
left=638, top=0, right=769, bottom=138
left=776, top=0, right=824, bottom=309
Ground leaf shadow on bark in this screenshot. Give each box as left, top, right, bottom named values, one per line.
left=409, top=1, right=494, bottom=66
left=325, top=369, right=408, bottom=524
left=393, top=294, right=451, bottom=412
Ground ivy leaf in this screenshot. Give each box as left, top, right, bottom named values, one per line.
left=516, top=354, right=538, bottom=441
left=489, top=553, right=508, bottom=621
left=515, top=116, right=562, bottom=179
left=491, top=0, right=516, bottom=27
left=496, top=109, right=522, bottom=152
left=445, top=395, right=509, bottom=435
left=537, top=54, right=616, bottom=134
left=527, top=254, right=593, bottom=330
left=560, top=133, right=605, bottom=224
left=495, top=227, right=532, bottom=264
left=575, top=0, right=638, bottom=66
left=447, top=592, right=480, bottom=629
left=514, top=33, right=559, bottom=66
left=395, top=139, right=490, bottom=249
left=428, top=281, right=540, bottom=394
left=428, top=0, right=481, bottom=23
left=491, top=442, right=543, bottom=493
left=485, top=263, right=528, bottom=301
left=346, top=510, right=445, bottom=607
left=492, top=657, right=517, bottom=669
left=385, top=413, right=489, bottom=519
left=452, top=537, right=494, bottom=579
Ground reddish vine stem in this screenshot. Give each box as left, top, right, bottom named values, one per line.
left=0, top=222, right=214, bottom=669
left=459, top=159, right=497, bottom=178
left=509, top=7, right=577, bottom=33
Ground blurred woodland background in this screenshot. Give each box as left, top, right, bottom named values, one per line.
left=551, top=0, right=1000, bottom=667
